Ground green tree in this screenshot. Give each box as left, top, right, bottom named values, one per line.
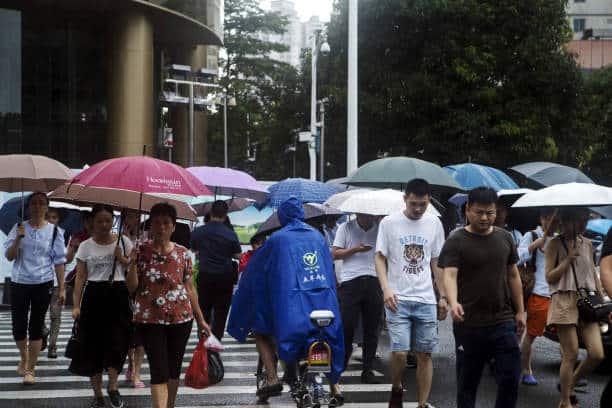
left=207, top=0, right=309, bottom=180
left=320, top=0, right=585, bottom=178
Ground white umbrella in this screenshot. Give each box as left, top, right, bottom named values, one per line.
left=324, top=188, right=372, bottom=208
left=331, top=189, right=441, bottom=217
left=512, top=183, right=612, bottom=208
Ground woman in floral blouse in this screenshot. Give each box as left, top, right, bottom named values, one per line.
left=126, top=203, right=210, bottom=408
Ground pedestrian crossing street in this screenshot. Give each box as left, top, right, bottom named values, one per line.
left=0, top=311, right=417, bottom=407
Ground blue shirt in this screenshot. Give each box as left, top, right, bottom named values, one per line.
left=190, top=222, right=240, bottom=282
left=4, top=221, right=67, bottom=285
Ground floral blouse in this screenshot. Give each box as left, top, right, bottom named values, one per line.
left=133, top=240, right=194, bottom=325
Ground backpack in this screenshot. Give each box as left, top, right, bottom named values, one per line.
left=518, top=231, right=538, bottom=307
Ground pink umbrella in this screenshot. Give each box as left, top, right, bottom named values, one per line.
left=50, top=156, right=212, bottom=221
left=187, top=166, right=269, bottom=201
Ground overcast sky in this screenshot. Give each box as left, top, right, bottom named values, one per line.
left=260, top=0, right=334, bottom=22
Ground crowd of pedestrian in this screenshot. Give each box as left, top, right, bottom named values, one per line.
left=3, top=181, right=612, bottom=408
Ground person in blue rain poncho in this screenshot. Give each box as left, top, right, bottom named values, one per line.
left=227, top=197, right=345, bottom=402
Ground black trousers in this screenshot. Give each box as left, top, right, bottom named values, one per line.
left=138, top=321, right=193, bottom=384
left=602, top=376, right=612, bottom=407
left=11, top=281, right=53, bottom=342
left=198, top=277, right=234, bottom=340
left=338, top=275, right=383, bottom=372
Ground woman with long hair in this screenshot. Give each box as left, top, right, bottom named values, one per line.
left=70, top=204, right=134, bottom=408
left=4, top=192, right=66, bottom=385
left=546, top=207, right=605, bottom=408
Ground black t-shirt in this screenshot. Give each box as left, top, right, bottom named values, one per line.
left=438, top=227, right=519, bottom=327
left=191, top=222, right=241, bottom=285
left=602, top=229, right=612, bottom=260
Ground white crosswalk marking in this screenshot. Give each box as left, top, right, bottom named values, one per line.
left=0, top=311, right=410, bottom=407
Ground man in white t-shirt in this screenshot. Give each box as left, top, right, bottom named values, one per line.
left=332, top=213, right=382, bottom=384
left=375, top=178, right=447, bottom=408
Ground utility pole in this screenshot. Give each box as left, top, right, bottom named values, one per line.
left=347, top=0, right=358, bottom=175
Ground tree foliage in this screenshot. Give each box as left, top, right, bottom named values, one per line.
left=207, top=0, right=309, bottom=179
left=319, top=0, right=586, bottom=178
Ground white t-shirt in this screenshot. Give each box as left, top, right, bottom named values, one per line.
left=333, top=219, right=379, bottom=283
left=75, top=236, right=134, bottom=282
left=376, top=211, right=445, bottom=304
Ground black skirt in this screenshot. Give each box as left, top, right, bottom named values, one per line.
left=69, top=281, right=132, bottom=377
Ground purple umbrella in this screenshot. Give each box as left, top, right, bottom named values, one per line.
left=187, top=166, right=269, bottom=201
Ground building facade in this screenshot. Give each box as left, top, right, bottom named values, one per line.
left=0, top=0, right=223, bottom=168
left=566, top=0, right=612, bottom=70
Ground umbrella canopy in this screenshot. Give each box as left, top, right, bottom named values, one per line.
left=324, top=188, right=372, bottom=208
left=507, top=162, right=594, bottom=188
left=255, top=203, right=344, bottom=236
left=187, top=166, right=269, bottom=201
left=49, top=157, right=210, bottom=221
left=345, top=157, right=462, bottom=193
left=0, top=154, right=74, bottom=192
left=192, top=197, right=253, bottom=217
left=444, top=163, right=518, bottom=191
left=0, top=196, right=83, bottom=236
left=586, top=219, right=612, bottom=237
left=512, top=183, right=612, bottom=208
left=267, top=178, right=338, bottom=208
left=327, top=188, right=440, bottom=217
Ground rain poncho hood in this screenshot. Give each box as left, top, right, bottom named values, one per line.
left=227, top=197, right=344, bottom=382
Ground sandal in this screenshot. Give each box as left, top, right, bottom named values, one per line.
left=17, top=361, right=26, bottom=376
left=132, top=379, right=145, bottom=388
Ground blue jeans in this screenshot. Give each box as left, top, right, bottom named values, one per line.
left=453, top=321, right=521, bottom=408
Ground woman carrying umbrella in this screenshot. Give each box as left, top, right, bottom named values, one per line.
left=3, top=192, right=67, bottom=385
left=70, top=204, right=134, bottom=408
left=545, top=208, right=605, bottom=408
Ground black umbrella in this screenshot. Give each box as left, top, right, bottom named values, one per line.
left=255, top=203, right=344, bottom=236
left=507, top=162, right=594, bottom=188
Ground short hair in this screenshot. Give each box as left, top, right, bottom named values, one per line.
left=210, top=200, right=229, bottom=219
left=91, top=204, right=114, bottom=219
left=467, top=187, right=498, bottom=206
left=405, top=178, right=431, bottom=197
left=150, top=202, right=177, bottom=225
left=81, top=210, right=93, bottom=221
left=26, top=192, right=49, bottom=207
left=250, top=234, right=265, bottom=246
left=47, top=207, right=61, bottom=218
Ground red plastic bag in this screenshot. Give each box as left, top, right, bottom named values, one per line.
left=185, top=338, right=210, bottom=389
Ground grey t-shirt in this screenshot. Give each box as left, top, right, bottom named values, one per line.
left=438, top=227, right=519, bottom=327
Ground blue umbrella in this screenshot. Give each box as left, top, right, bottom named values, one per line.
left=0, top=196, right=83, bottom=238
left=267, top=178, right=338, bottom=209
left=444, top=163, right=519, bottom=191
left=587, top=219, right=612, bottom=237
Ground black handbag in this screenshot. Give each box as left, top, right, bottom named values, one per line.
left=207, top=350, right=224, bottom=385
left=560, top=238, right=612, bottom=322
left=65, top=319, right=80, bottom=359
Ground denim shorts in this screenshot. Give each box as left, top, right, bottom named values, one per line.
left=385, top=300, right=438, bottom=353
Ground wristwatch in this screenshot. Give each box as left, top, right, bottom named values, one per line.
left=439, top=296, right=448, bottom=303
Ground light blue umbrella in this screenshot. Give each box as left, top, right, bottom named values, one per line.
left=267, top=178, right=338, bottom=209
left=587, top=219, right=612, bottom=237
left=444, top=163, right=519, bottom=191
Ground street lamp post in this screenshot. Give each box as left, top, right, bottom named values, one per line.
left=215, top=92, right=237, bottom=168
left=318, top=98, right=328, bottom=182
left=347, top=0, right=358, bottom=175
left=310, top=30, right=330, bottom=181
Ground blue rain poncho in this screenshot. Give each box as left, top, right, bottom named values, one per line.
left=227, top=197, right=344, bottom=383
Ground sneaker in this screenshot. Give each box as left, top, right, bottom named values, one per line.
left=89, top=397, right=106, bottom=408
left=521, top=373, right=538, bottom=386
left=47, top=348, right=57, bottom=359
left=107, top=389, right=125, bottom=408
left=361, top=370, right=381, bottom=384
left=388, top=387, right=403, bottom=408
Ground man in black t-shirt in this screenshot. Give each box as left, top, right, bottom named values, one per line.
left=191, top=201, right=242, bottom=340
left=439, top=187, right=525, bottom=408
left=600, top=228, right=612, bottom=407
